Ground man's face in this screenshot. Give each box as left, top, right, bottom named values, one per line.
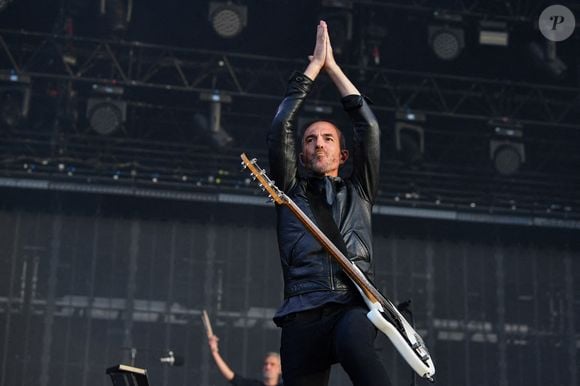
left=300, top=121, right=348, bottom=177
left=262, top=354, right=281, bottom=382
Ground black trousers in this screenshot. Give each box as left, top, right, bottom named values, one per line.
left=279, top=302, right=392, bottom=386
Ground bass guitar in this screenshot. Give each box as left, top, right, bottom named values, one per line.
left=240, top=153, right=435, bottom=382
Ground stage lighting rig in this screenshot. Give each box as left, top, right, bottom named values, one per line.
left=0, top=0, right=13, bottom=12
left=428, top=13, right=464, bottom=61
left=197, top=91, right=233, bottom=148
left=86, top=84, right=127, bottom=136
left=489, top=119, right=525, bottom=176
left=0, top=71, right=31, bottom=130
left=394, top=110, right=425, bottom=166
left=208, top=1, right=248, bottom=39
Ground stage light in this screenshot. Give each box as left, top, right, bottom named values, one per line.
left=87, top=99, right=127, bottom=135
left=479, top=21, right=509, bottom=46
left=98, top=0, right=133, bottom=37
left=489, top=120, right=525, bottom=176
left=428, top=14, right=464, bottom=61
left=197, top=91, right=234, bottom=148
left=1, top=92, right=25, bottom=128
left=0, top=0, right=13, bottom=12
left=209, top=1, right=247, bottom=38
left=528, top=40, right=567, bottom=78
left=0, top=72, right=31, bottom=129
left=395, top=122, right=425, bottom=165
left=86, top=84, right=127, bottom=135
left=428, top=25, right=464, bottom=60
left=490, top=140, right=525, bottom=176
left=395, top=110, right=425, bottom=166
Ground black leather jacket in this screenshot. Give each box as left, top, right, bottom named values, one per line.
left=267, top=71, right=380, bottom=299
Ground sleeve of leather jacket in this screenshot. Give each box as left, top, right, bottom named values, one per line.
left=343, top=95, right=380, bottom=204
left=267, top=71, right=314, bottom=192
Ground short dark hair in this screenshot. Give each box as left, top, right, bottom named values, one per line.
left=299, top=119, right=346, bottom=150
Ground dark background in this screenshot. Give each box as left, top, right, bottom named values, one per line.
left=0, top=1, right=579, bottom=386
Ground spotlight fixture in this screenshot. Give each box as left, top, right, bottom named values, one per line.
left=0, top=71, right=31, bottom=129
left=208, top=1, right=247, bottom=39
left=98, top=0, right=133, bottom=37
left=528, top=40, right=567, bottom=78
left=490, top=140, right=525, bottom=176
left=489, top=119, right=525, bottom=176
left=395, top=110, right=425, bottom=166
left=479, top=20, right=509, bottom=46
left=0, top=0, right=14, bottom=12
left=87, top=100, right=126, bottom=135
left=86, top=84, right=126, bottom=135
left=197, top=91, right=234, bottom=148
left=428, top=14, right=464, bottom=61
left=429, top=26, right=464, bottom=60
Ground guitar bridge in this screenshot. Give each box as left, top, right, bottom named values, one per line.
left=412, top=344, right=430, bottom=361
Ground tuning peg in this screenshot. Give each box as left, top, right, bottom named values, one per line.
left=251, top=158, right=257, bottom=164
left=240, top=161, right=247, bottom=169
left=266, top=196, right=274, bottom=204
left=251, top=175, right=257, bottom=181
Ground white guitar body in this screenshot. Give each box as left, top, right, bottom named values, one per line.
left=351, top=263, right=435, bottom=380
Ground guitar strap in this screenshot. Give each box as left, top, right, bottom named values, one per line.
left=305, top=182, right=365, bottom=296
left=305, top=182, right=349, bottom=258
left=306, top=180, right=389, bottom=301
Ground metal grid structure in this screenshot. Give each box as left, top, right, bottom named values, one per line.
left=0, top=27, right=579, bottom=227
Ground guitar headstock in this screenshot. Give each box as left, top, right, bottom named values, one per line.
left=240, top=153, right=286, bottom=205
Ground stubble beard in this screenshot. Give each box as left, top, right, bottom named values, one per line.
left=306, top=153, right=336, bottom=175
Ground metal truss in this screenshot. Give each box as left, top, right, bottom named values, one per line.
left=0, top=28, right=579, bottom=129
left=356, top=0, right=549, bottom=21
left=0, top=28, right=579, bottom=225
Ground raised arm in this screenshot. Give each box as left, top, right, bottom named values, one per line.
left=344, top=95, right=381, bottom=203
left=207, top=334, right=235, bottom=381
left=267, top=21, right=327, bottom=191
left=322, top=21, right=380, bottom=202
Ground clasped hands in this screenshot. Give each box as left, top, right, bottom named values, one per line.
left=307, top=20, right=340, bottom=76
